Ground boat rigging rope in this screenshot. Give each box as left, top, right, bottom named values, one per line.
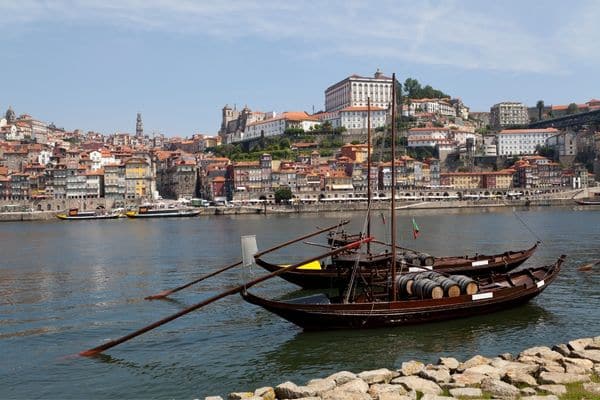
left=512, top=209, right=544, bottom=244
left=344, top=197, right=372, bottom=304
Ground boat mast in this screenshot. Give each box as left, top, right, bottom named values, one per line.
left=391, top=73, right=397, bottom=301
left=367, top=97, right=372, bottom=254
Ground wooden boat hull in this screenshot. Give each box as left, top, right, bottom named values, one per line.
left=255, top=242, right=539, bottom=289
left=242, top=256, right=564, bottom=330
left=574, top=199, right=600, bottom=205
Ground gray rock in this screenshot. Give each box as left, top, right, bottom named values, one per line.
left=457, top=355, right=491, bottom=372
left=205, top=397, right=224, bottom=400
left=520, top=387, right=538, bottom=396
left=254, top=387, right=275, bottom=400
left=499, top=352, right=514, bottom=361
left=378, top=393, right=412, bottom=400
left=561, top=356, right=594, bottom=372
left=519, top=346, right=563, bottom=362
left=451, top=371, right=487, bottom=386
left=593, top=363, right=600, bottom=375
left=291, top=398, right=320, bottom=400
left=519, top=355, right=563, bottom=369
left=583, top=382, right=600, bottom=395
left=400, top=360, right=424, bottom=376
left=480, top=377, right=520, bottom=399
left=321, top=389, right=371, bottom=400
left=567, top=337, right=592, bottom=352
left=551, top=343, right=571, bottom=357
left=358, top=368, right=398, bottom=384
left=571, top=349, right=600, bottom=363
left=520, top=396, right=559, bottom=400
left=437, top=357, right=459, bottom=370
left=538, top=371, right=591, bottom=384
left=327, top=371, right=357, bottom=385
left=491, top=358, right=539, bottom=375
left=537, top=384, right=567, bottom=395
left=274, top=382, right=317, bottom=399
left=391, top=376, right=443, bottom=395
left=504, top=370, right=538, bottom=386
left=540, top=364, right=565, bottom=373
left=306, top=378, right=337, bottom=395
left=337, top=378, right=369, bottom=393
left=418, top=368, right=451, bottom=384
left=449, top=387, right=483, bottom=398
left=462, top=364, right=502, bottom=379
left=368, top=383, right=408, bottom=398
left=227, top=393, right=255, bottom=400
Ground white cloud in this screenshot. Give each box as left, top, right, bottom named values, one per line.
left=1, top=0, right=597, bottom=74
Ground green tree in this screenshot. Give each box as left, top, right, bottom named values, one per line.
left=274, top=186, right=293, bottom=204
left=536, top=100, right=545, bottom=120
left=567, top=103, right=579, bottom=115
left=403, top=78, right=421, bottom=98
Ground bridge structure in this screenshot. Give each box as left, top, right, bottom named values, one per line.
left=528, top=109, right=600, bottom=129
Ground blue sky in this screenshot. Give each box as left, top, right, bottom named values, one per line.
left=1, top=0, right=599, bottom=136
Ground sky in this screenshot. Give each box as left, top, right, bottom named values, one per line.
left=1, top=0, right=599, bottom=136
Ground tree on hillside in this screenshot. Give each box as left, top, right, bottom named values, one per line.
left=567, top=103, right=579, bottom=115
left=536, top=100, right=545, bottom=120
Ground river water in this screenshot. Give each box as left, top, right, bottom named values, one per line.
left=0, top=206, right=598, bottom=398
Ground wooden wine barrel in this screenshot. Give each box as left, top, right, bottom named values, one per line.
left=396, top=273, right=417, bottom=295
left=419, top=254, right=435, bottom=266
left=431, top=276, right=461, bottom=297
left=451, top=275, right=478, bottom=295
left=412, top=278, right=444, bottom=299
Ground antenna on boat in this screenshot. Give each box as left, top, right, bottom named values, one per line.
left=367, top=97, right=372, bottom=254
left=391, top=73, right=397, bottom=301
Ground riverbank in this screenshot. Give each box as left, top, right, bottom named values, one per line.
left=0, top=198, right=596, bottom=221
left=207, top=336, right=600, bottom=399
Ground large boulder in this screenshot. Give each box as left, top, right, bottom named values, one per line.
left=326, top=371, right=357, bottom=385
left=480, top=377, right=520, bottom=399
left=205, top=397, right=224, bottom=400
left=227, top=393, right=255, bottom=399
left=321, top=389, right=371, bottom=400
left=418, top=368, right=451, bottom=384
left=367, top=383, right=408, bottom=398
left=462, top=364, right=502, bottom=379
left=538, top=371, right=591, bottom=384
left=561, top=356, right=594, bottom=372
left=551, top=343, right=571, bottom=357
left=537, top=384, right=567, bottom=395
left=504, top=370, right=538, bottom=386
left=400, top=360, right=424, bottom=376
left=448, top=387, right=482, bottom=398
left=358, top=368, right=398, bottom=384
left=254, top=387, right=275, bottom=400
left=519, top=396, right=559, bottom=400
left=456, top=355, right=491, bottom=372
left=491, top=358, right=539, bottom=375
left=519, top=346, right=563, bottom=362
left=274, top=382, right=317, bottom=399
left=377, top=393, right=413, bottom=400
left=437, top=357, right=459, bottom=371
left=583, top=382, right=600, bottom=395
left=567, top=338, right=593, bottom=352
left=571, top=349, right=600, bottom=363
left=336, top=378, right=369, bottom=393
left=306, top=378, right=337, bottom=395
left=391, top=376, right=443, bottom=395
left=419, top=395, right=454, bottom=400
left=451, top=371, right=487, bottom=386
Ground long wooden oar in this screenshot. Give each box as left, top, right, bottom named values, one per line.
left=144, top=220, right=350, bottom=300
left=80, top=235, right=371, bottom=357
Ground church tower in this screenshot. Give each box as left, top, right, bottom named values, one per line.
left=136, top=113, right=143, bottom=138
left=5, top=106, right=16, bottom=124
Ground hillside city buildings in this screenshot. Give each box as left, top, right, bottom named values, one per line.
left=0, top=71, right=598, bottom=210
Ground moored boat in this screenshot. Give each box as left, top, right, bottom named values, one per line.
left=241, top=255, right=565, bottom=330
left=125, top=204, right=200, bottom=218
left=574, top=197, right=600, bottom=205
left=56, top=208, right=121, bottom=220
left=254, top=241, right=539, bottom=289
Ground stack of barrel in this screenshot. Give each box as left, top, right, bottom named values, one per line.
left=396, top=272, right=478, bottom=299
left=397, top=250, right=435, bottom=267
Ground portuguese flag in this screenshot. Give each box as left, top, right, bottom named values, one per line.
left=412, top=217, right=420, bottom=239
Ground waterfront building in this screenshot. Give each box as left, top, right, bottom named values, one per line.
left=104, top=163, right=126, bottom=201
left=496, top=128, right=559, bottom=156
left=230, top=161, right=262, bottom=195
left=125, top=158, right=153, bottom=199
left=65, top=167, right=87, bottom=199
left=546, top=130, right=577, bottom=163
left=490, top=102, right=529, bottom=129
left=325, top=70, right=393, bottom=112
left=158, top=160, right=197, bottom=200
left=85, top=170, right=104, bottom=198
left=440, top=171, right=514, bottom=190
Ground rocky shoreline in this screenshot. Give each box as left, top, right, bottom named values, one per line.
left=205, top=336, right=600, bottom=400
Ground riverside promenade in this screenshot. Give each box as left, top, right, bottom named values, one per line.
left=0, top=187, right=597, bottom=222
left=206, top=336, right=600, bottom=400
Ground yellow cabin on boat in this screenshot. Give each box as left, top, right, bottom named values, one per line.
left=280, top=260, right=322, bottom=270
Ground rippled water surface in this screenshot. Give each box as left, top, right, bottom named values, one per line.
left=0, top=207, right=599, bottom=398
